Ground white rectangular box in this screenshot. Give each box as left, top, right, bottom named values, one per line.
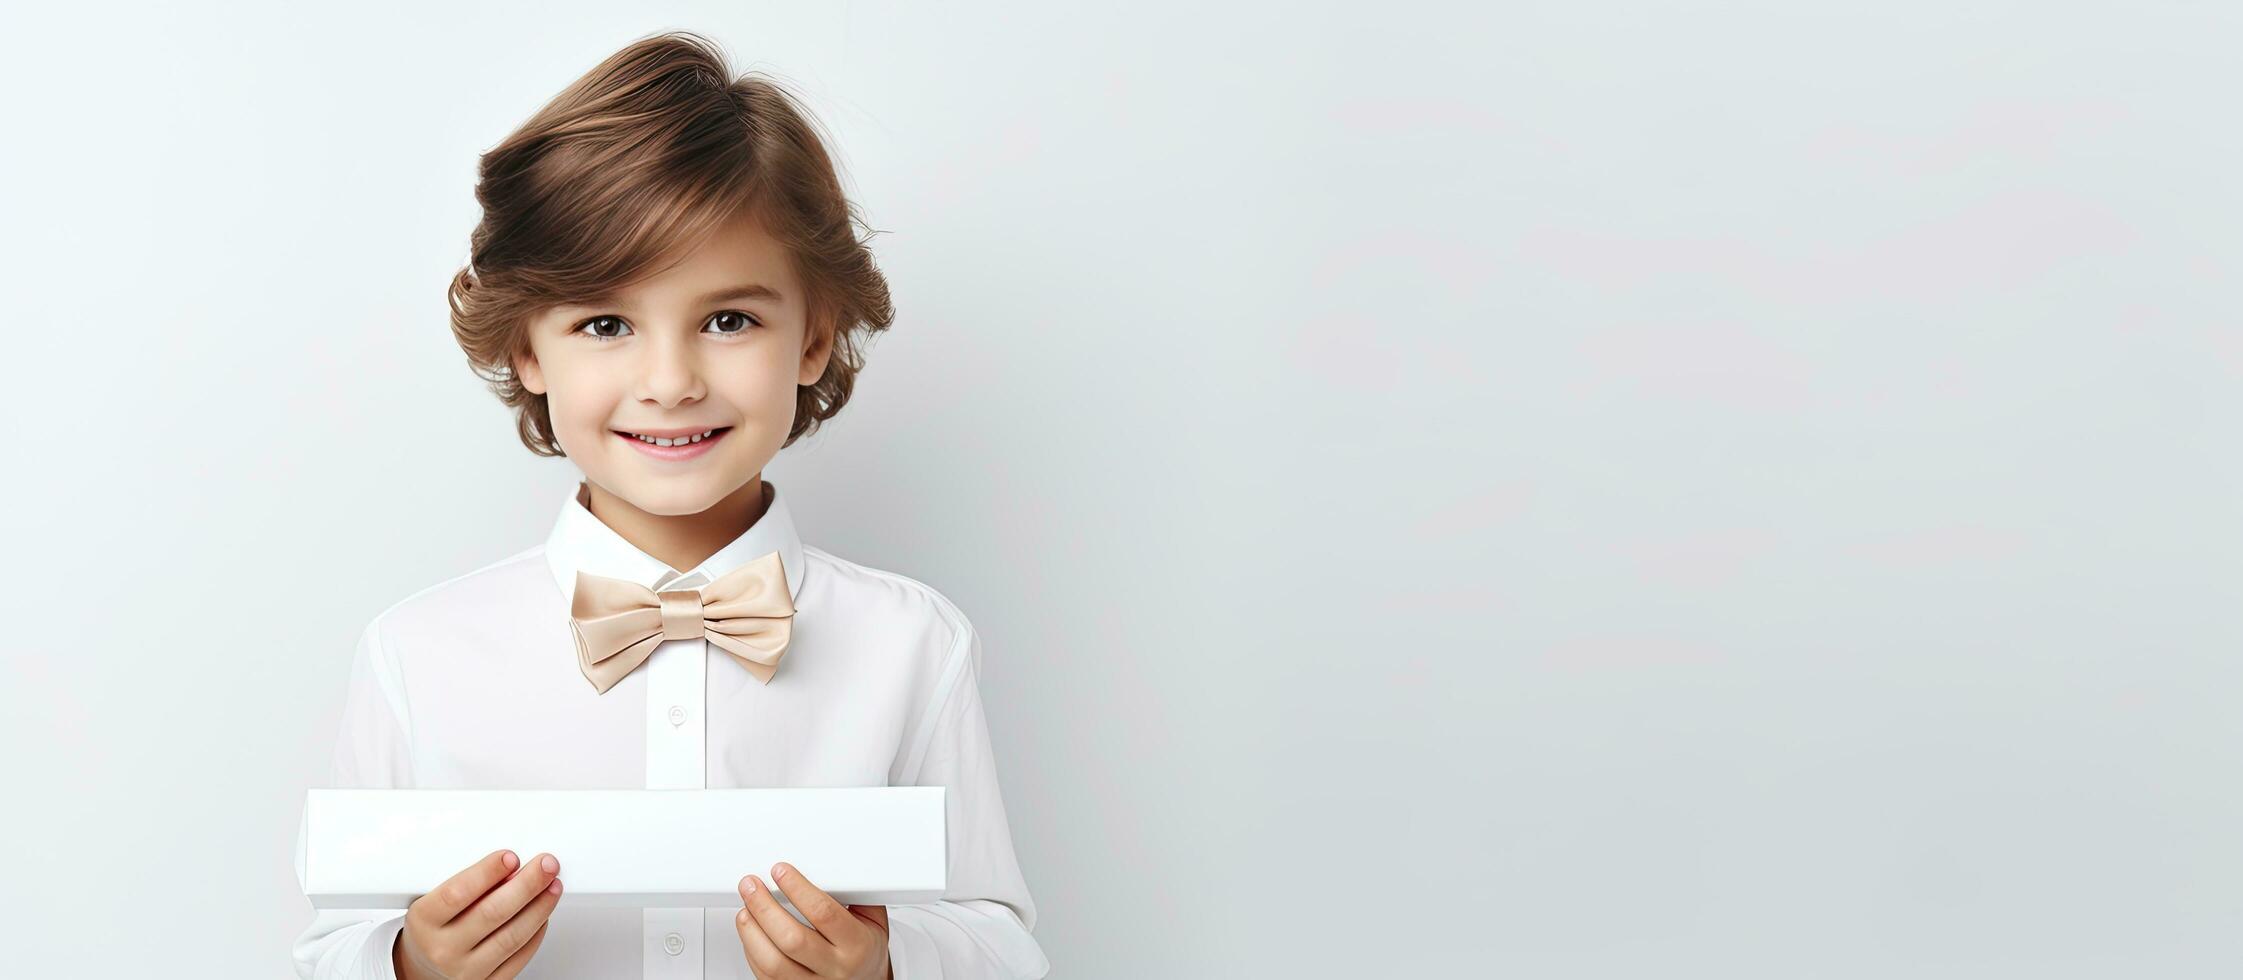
left=298, top=788, right=946, bottom=908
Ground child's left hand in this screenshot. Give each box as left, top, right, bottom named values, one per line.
left=737, top=863, right=893, bottom=980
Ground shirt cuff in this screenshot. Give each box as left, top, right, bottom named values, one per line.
left=363, top=915, right=408, bottom=980
left=885, top=912, right=941, bottom=980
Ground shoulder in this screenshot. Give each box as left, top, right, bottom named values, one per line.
left=802, top=546, right=993, bottom=768
left=359, top=545, right=553, bottom=654
left=800, top=543, right=979, bottom=667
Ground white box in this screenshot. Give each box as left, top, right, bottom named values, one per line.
left=297, top=788, right=946, bottom=908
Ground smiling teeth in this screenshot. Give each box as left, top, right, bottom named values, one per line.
left=632, top=429, right=717, bottom=447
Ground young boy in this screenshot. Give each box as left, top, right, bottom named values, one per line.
left=292, top=32, right=1049, bottom=980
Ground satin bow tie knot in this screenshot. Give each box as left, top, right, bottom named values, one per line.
left=568, top=550, right=796, bottom=694
left=657, top=589, right=708, bottom=642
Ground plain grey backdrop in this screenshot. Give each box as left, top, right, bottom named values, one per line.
left=3, top=1, right=2238, bottom=976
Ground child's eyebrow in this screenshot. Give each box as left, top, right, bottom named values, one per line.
left=693, top=283, right=786, bottom=305
left=558, top=282, right=787, bottom=311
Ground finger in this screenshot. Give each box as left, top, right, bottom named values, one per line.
left=488, top=918, right=549, bottom=980
left=770, top=863, right=866, bottom=947
left=735, top=895, right=816, bottom=979
left=741, top=874, right=834, bottom=975
left=468, top=873, right=563, bottom=977
left=419, top=849, right=521, bottom=926
left=451, top=852, right=561, bottom=948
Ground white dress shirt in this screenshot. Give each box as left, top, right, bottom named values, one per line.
left=292, top=479, right=1049, bottom=980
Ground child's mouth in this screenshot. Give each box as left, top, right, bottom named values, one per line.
left=613, top=426, right=731, bottom=461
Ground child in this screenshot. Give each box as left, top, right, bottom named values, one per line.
left=292, top=32, right=1049, bottom=980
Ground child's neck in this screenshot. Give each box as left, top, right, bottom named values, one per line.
left=583, top=475, right=771, bottom=577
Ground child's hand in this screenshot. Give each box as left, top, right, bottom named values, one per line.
left=394, top=848, right=564, bottom=980
left=736, top=862, right=893, bottom=980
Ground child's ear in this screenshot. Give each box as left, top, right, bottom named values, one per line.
left=514, top=349, right=546, bottom=396
left=797, top=321, right=835, bottom=387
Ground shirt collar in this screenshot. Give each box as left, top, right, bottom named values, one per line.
left=543, top=478, right=807, bottom=609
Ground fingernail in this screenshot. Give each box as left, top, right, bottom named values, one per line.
left=547, top=879, right=562, bottom=896
left=746, top=875, right=761, bottom=894
left=502, top=851, right=519, bottom=870
left=542, top=855, right=559, bottom=874
left=774, top=863, right=790, bottom=880
left=738, top=908, right=749, bottom=924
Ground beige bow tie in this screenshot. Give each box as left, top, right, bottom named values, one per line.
left=568, top=550, right=796, bottom=693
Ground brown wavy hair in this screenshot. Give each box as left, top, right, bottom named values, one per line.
left=447, top=31, right=894, bottom=456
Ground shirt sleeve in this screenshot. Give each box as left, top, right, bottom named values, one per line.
left=885, top=617, right=1052, bottom=980
left=292, top=619, right=414, bottom=980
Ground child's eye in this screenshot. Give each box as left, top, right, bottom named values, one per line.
left=707, top=310, right=760, bottom=335
left=572, top=315, right=631, bottom=341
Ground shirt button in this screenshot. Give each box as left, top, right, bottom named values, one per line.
left=668, top=705, right=686, bottom=726
left=663, top=931, right=684, bottom=955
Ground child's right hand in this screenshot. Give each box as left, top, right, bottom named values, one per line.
left=393, top=849, right=564, bottom=980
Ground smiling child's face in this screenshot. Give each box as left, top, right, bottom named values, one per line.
left=513, top=208, right=832, bottom=519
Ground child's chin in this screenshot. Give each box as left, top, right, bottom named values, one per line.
left=605, top=477, right=741, bottom=515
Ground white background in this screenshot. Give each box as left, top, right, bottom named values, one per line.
left=3, top=2, right=2239, bottom=977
